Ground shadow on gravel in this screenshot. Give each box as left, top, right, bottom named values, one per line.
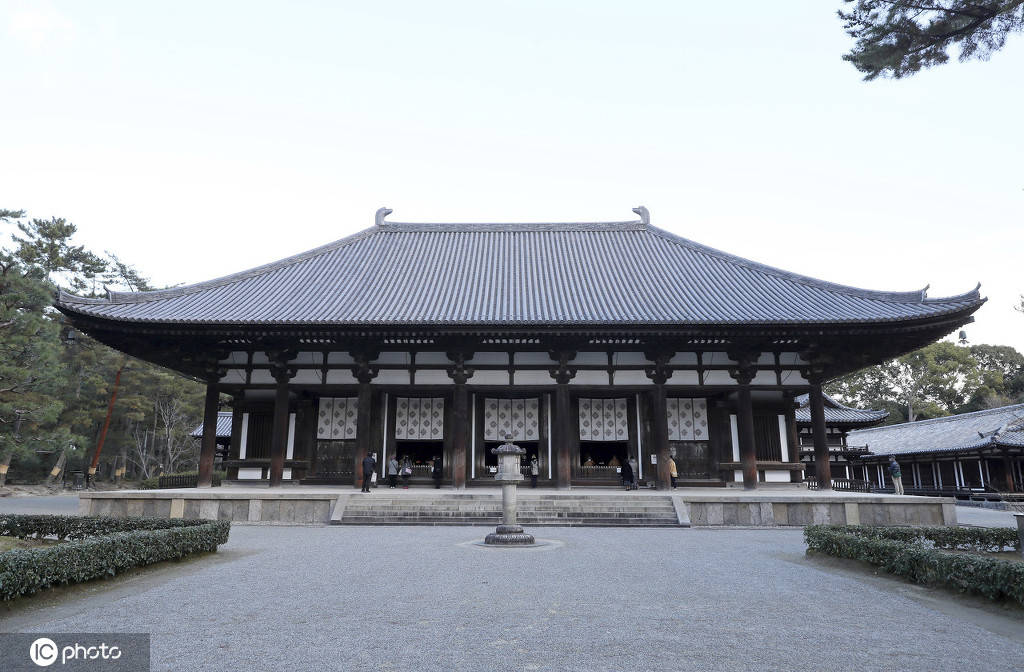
left=791, top=550, right=1024, bottom=643
left=1, top=548, right=253, bottom=629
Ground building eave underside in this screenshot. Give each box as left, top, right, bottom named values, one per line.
left=57, top=304, right=977, bottom=383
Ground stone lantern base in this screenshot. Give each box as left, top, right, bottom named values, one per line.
left=484, top=524, right=536, bottom=546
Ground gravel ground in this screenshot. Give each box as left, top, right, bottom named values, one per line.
left=956, top=505, right=1020, bottom=529
left=0, top=494, right=80, bottom=515
left=3, top=525, right=1023, bottom=672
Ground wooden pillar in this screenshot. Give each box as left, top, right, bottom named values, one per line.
left=642, top=353, right=673, bottom=490
left=651, top=384, right=671, bottom=490
left=352, top=358, right=378, bottom=489
left=809, top=381, right=833, bottom=491
left=552, top=382, right=570, bottom=488
left=268, top=353, right=296, bottom=488
left=452, top=383, right=468, bottom=489
left=447, top=351, right=473, bottom=490
left=736, top=385, right=758, bottom=490
left=727, top=351, right=759, bottom=490
left=197, top=380, right=219, bottom=488
left=1003, top=451, right=1016, bottom=492
left=548, top=351, right=577, bottom=490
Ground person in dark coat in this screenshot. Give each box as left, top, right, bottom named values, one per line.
left=620, top=458, right=634, bottom=491
left=431, top=455, right=443, bottom=489
left=361, top=453, right=376, bottom=493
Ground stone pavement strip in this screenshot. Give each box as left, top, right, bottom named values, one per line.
left=2, top=525, right=1022, bottom=672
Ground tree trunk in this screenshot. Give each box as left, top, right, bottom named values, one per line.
left=0, top=449, right=12, bottom=487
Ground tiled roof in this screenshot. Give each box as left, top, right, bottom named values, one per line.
left=190, top=411, right=232, bottom=438
left=793, top=393, right=889, bottom=426
left=55, top=209, right=984, bottom=327
left=848, top=404, right=1024, bottom=457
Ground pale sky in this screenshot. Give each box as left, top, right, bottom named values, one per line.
left=2, top=1, right=1022, bottom=350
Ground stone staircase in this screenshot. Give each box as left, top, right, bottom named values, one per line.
left=332, top=493, right=684, bottom=527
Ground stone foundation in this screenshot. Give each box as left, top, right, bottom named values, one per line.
left=686, top=497, right=954, bottom=527
left=80, top=492, right=334, bottom=524
left=78, top=490, right=957, bottom=527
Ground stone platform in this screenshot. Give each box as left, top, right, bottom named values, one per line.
left=78, top=486, right=957, bottom=527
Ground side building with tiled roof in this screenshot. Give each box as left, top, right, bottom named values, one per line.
left=54, top=207, right=985, bottom=491
left=848, top=404, right=1024, bottom=496
left=792, top=393, right=888, bottom=481
left=189, top=411, right=234, bottom=471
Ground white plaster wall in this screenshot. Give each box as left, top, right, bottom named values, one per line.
left=569, top=371, right=609, bottom=385
left=413, top=370, right=449, bottom=385
left=514, top=371, right=554, bottom=385
left=326, top=370, right=359, bottom=385
left=703, top=371, right=737, bottom=386
left=291, top=370, right=322, bottom=385
left=613, top=371, right=650, bottom=385
left=667, top=370, right=700, bottom=385
left=468, top=371, right=509, bottom=385
left=250, top=370, right=274, bottom=385
left=327, top=352, right=355, bottom=365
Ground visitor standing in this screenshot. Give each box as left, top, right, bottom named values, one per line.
left=387, top=455, right=399, bottom=488
left=668, top=455, right=678, bottom=489
left=888, top=456, right=904, bottom=495
left=628, top=456, right=639, bottom=489
left=361, top=453, right=376, bottom=493
left=431, top=455, right=443, bottom=488
left=620, top=458, right=634, bottom=491
left=529, top=455, right=539, bottom=488
left=401, top=455, right=413, bottom=488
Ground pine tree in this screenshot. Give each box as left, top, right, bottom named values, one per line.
left=839, top=1, right=1024, bottom=79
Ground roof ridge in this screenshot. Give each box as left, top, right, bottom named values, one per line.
left=377, top=220, right=646, bottom=232
left=644, top=225, right=981, bottom=305
left=851, top=403, right=1024, bottom=433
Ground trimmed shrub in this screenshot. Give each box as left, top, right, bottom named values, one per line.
left=805, top=525, right=1024, bottom=606
left=0, top=514, right=230, bottom=600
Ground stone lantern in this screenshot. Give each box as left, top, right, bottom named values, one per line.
left=484, top=434, right=535, bottom=546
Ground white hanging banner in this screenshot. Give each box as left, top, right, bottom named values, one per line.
left=667, top=398, right=708, bottom=441
left=395, top=397, right=445, bottom=440
left=317, top=397, right=358, bottom=440
left=578, top=398, right=628, bottom=441
left=484, top=397, right=540, bottom=441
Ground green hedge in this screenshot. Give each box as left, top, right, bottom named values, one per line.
left=0, top=514, right=230, bottom=600
left=805, top=525, right=1024, bottom=606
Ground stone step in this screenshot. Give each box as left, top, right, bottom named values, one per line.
left=344, top=512, right=675, bottom=522
left=336, top=518, right=679, bottom=527
left=332, top=493, right=683, bottom=527
left=343, top=503, right=673, bottom=511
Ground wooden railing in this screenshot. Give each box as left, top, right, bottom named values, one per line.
left=804, top=478, right=873, bottom=493
left=157, top=472, right=224, bottom=488
left=572, top=465, right=624, bottom=479
left=158, top=473, right=196, bottom=488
